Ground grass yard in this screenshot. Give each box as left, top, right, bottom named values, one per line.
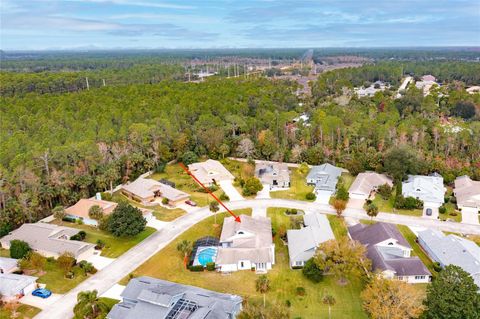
left=150, top=164, right=222, bottom=207
left=372, top=190, right=423, bottom=217
left=339, top=172, right=355, bottom=190
left=36, top=259, right=89, bottom=293
left=438, top=202, right=462, bottom=222
left=270, top=167, right=315, bottom=201
left=0, top=304, right=41, bottom=319
left=0, top=248, right=9, bottom=257
left=396, top=225, right=438, bottom=278
left=327, top=215, right=348, bottom=239
left=51, top=220, right=156, bottom=258
left=99, top=297, right=120, bottom=311
left=221, top=159, right=256, bottom=199
left=127, top=207, right=367, bottom=318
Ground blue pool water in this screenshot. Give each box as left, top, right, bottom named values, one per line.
left=197, top=247, right=217, bottom=266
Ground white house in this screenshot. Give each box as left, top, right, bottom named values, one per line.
left=0, top=257, right=18, bottom=274
left=402, top=174, right=446, bottom=218
left=216, top=215, right=275, bottom=273
left=0, top=273, right=38, bottom=301
left=348, top=172, right=393, bottom=200
left=349, top=223, right=431, bottom=284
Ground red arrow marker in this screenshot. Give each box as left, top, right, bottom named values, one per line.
left=179, top=162, right=241, bottom=223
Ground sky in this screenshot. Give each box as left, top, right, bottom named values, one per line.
left=1, top=0, right=479, bottom=50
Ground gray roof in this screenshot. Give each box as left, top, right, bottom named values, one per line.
left=418, top=229, right=480, bottom=287
left=107, top=276, right=242, bottom=319
left=0, top=223, right=95, bottom=259
left=348, top=172, right=393, bottom=197
left=402, top=174, right=445, bottom=205
left=255, top=162, right=290, bottom=185
left=122, top=177, right=189, bottom=201
left=306, top=164, right=343, bottom=192
left=0, top=273, right=37, bottom=297
left=348, top=223, right=410, bottom=248
left=188, top=160, right=234, bottom=185
left=0, top=257, right=18, bottom=272
left=287, top=213, right=335, bottom=263
left=454, top=175, right=480, bottom=208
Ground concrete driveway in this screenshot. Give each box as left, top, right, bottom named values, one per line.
left=147, top=217, right=170, bottom=230
left=252, top=207, right=267, bottom=218
left=461, top=207, right=479, bottom=225
left=315, top=190, right=332, bottom=204
left=347, top=198, right=365, bottom=209
left=218, top=180, right=244, bottom=201
left=423, top=207, right=439, bottom=220
left=20, top=293, right=63, bottom=310
left=86, top=252, right=115, bottom=270
left=100, top=284, right=125, bottom=301
left=256, top=184, right=271, bottom=199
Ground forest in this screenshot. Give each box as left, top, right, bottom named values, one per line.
left=1, top=57, right=479, bottom=235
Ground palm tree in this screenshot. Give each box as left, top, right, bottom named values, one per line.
left=73, top=290, right=109, bottom=319
left=255, top=275, right=270, bottom=308
left=322, top=293, right=336, bottom=319
left=176, top=240, right=192, bottom=268
left=209, top=201, right=220, bottom=226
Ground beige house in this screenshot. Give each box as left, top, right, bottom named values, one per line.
left=122, top=177, right=189, bottom=206
left=65, top=198, right=118, bottom=226
left=0, top=223, right=95, bottom=261
left=188, top=159, right=234, bottom=187
left=454, top=176, right=480, bottom=212
left=349, top=172, right=393, bottom=200
left=255, top=162, right=290, bottom=189
left=216, top=215, right=275, bottom=273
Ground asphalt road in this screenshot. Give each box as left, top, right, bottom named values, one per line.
left=34, top=198, right=480, bottom=319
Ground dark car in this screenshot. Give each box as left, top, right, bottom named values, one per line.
left=425, top=208, right=432, bottom=216
left=32, top=288, right=52, bottom=299
left=185, top=200, right=197, bottom=207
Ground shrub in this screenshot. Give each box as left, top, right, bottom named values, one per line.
left=161, top=197, right=169, bottom=205
left=433, top=262, right=442, bottom=272
left=155, top=162, right=166, bottom=173
left=206, top=262, right=216, bottom=271
left=101, top=192, right=113, bottom=201
left=439, top=206, right=447, bottom=214
left=305, top=192, right=316, bottom=200
left=88, top=205, right=104, bottom=220
left=65, top=271, right=75, bottom=279
left=52, top=206, right=66, bottom=220
left=57, top=252, right=76, bottom=275
left=291, top=216, right=304, bottom=229
left=0, top=222, right=11, bottom=237
left=449, top=196, right=457, bottom=204
left=70, top=231, right=86, bottom=241
left=62, top=216, right=77, bottom=223
left=296, top=287, right=306, bottom=296
left=189, top=265, right=204, bottom=272
left=10, top=240, right=31, bottom=259
left=285, top=208, right=298, bottom=215
left=335, top=185, right=349, bottom=201
left=78, top=260, right=97, bottom=275
left=219, top=192, right=230, bottom=201
left=302, top=258, right=323, bottom=283
left=285, top=300, right=291, bottom=308
left=242, top=177, right=263, bottom=196
left=106, top=202, right=147, bottom=237
left=95, top=239, right=105, bottom=249
left=271, top=227, right=277, bottom=237
left=46, top=257, right=55, bottom=263
left=377, top=183, right=393, bottom=200
left=181, top=151, right=198, bottom=166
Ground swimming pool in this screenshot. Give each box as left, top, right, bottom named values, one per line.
left=194, top=247, right=218, bottom=266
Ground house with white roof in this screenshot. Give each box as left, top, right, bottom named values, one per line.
left=287, top=213, right=335, bottom=268
left=402, top=174, right=446, bottom=216
left=188, top=159, right=234, bottom=187
left=216, top=215, right=275, bottom=273
left=349, top=223, right=431, bottom=284
left=306, top=163, right=343, bottom=196
left=417, top=229, right=480, bottom=289
left=0, top=273, right=38, bottom=301
left=255, top=162, right=290, bottom=189
left=122, top=177, right=189, bottom=207
left=415, top=75, right=438, bottom=96
left=0, top=257, right=18, bottom=274
left=348, top=172, right=393, bottom=200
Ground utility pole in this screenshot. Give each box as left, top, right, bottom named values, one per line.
left=102, top=79, right=106, bottom=87
left=85, top=77, right=90, bottom=90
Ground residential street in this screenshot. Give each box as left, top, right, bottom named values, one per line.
left=34, top=198, right=480, bottom=319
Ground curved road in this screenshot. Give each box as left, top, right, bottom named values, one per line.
left=34, top=198, right=480, bottom=319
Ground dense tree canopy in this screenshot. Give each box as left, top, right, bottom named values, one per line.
left=106, top=202, right=146, bottom=237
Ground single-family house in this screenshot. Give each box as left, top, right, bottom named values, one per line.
left=0, top=223, right=95, bottom=260
left=348, top=172, right=393, bottom=200
left=0, top=273, right=38, bottom=301
left=415, top=75, right=438, bottom=96
left=107, top=276, right=242, bottom=319
left=306, top=163, right=343, bottom=196
left=216, top=215, right=275, bottom=273
left=0, top=257, right=18, bottom=274
left=454, top=175, right=480, bottom=213
left=188, top=159, right=235, bottom=187
left=65, top=198, right=118, bottom=226
left=349, top=223, right=431, bottom=284
left=255, top=162, right=290, bottom=189
left=287, top=213, right=335, bottom=268
left=417, top=229, right=480, bottom=289
left=122, top=177, right=190, bottom=207
left=402, top=174, right=446, bottom=213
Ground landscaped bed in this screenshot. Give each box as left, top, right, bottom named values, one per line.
left=0, top=304, right=41, bottom=319
left=125, top=207, right=368, bottom=318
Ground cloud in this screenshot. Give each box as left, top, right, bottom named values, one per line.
left=66, top=0, right=195, bottom=10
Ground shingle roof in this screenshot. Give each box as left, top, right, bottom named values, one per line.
left=348, top=172, right=392, bottom=197
left=255, top=162, right=290, bottom=185
left=454, top=175, right=480, bottom=208
left=402, top=174, right=446, bottom=205
left=65, top=198, right=118, bottom=219
left=348, top=222, right=410, bottom=248
left=0, top=273, right=37, bottom=297
left=122, top=177, right=189, bottom=201
left=306, top=163, right=343, bottom=192
left=188, top=160, right=234, bottom=185
left=107, top=276, right=242, bottom=319
left=0, top=257, right=18, bottom=272
left=0, top=223, right=95, bottom=258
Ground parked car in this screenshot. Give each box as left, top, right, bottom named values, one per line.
left=185, top=200, right=197, bottom=207
left=32, top=288, right=52, bottom=299
left=426, top=208, right=432, bottom=216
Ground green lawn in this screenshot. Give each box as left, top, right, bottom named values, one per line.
left=438, top=202, right=462, bottom=222
left=150, top=164, right=222, bottom=207
left=126, top=207, right=367, bottom=318
left=396, top=225, right=438, bottom=278
left=0, top=248, right=9, bottom=257
left=221, top=159, right=256, bottom=199
left=372, top=190, right=423, bottom=217
left=51, top=220, right=156, bottom=258
left=36, top=259, right=89, bottom=293
left=339, top=172, right=355, bottom=190
left=327, top=215, right=348, bottom=239
left=270, top=167, right=315, bottom=201
left=0, top=304, right=41, bottom=319
left=99, top=297, right=120, bottom=311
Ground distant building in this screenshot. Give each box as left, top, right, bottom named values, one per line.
left=107, top=276, right=242, bottom=319
left=466, top=86, right=480, bottom=94
left=402, top=174, right=446, bottom=208
left=216, top=215, right=275, bottom=273
left=306, top=163, right=343, bottom=195
left=287, top=213, right=335, bottom=268
left=348, top=172, right=393, bottom=200
left=0, top=273, right=38, bottom=301
left=417, top=229, right=480, bottom=288
left=122, top=177, right=189, bottom=207
left=355, top=81, right=389, bottom=97
left=188, top=159, right=235, bottom=187
left=415, top=75, right=438, bottom=96
left=65, top=198, right=118, bottom=226
left=0, top=223, right=95, bottom=260
left=255, top=162, right=290, bottom=189
left=0, top=257, right=18, bottom=274
left=454, top=175, right=480, bottom=212
left=349, top=223, right=431, bottom=284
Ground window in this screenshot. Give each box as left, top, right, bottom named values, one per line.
left=415, top=275, right=425, bottom=280
left=388, top=242, right=393, bottom=245
left=238, top=231, right=244, bottom=235
left=240, top=262, right=244, bottom=267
